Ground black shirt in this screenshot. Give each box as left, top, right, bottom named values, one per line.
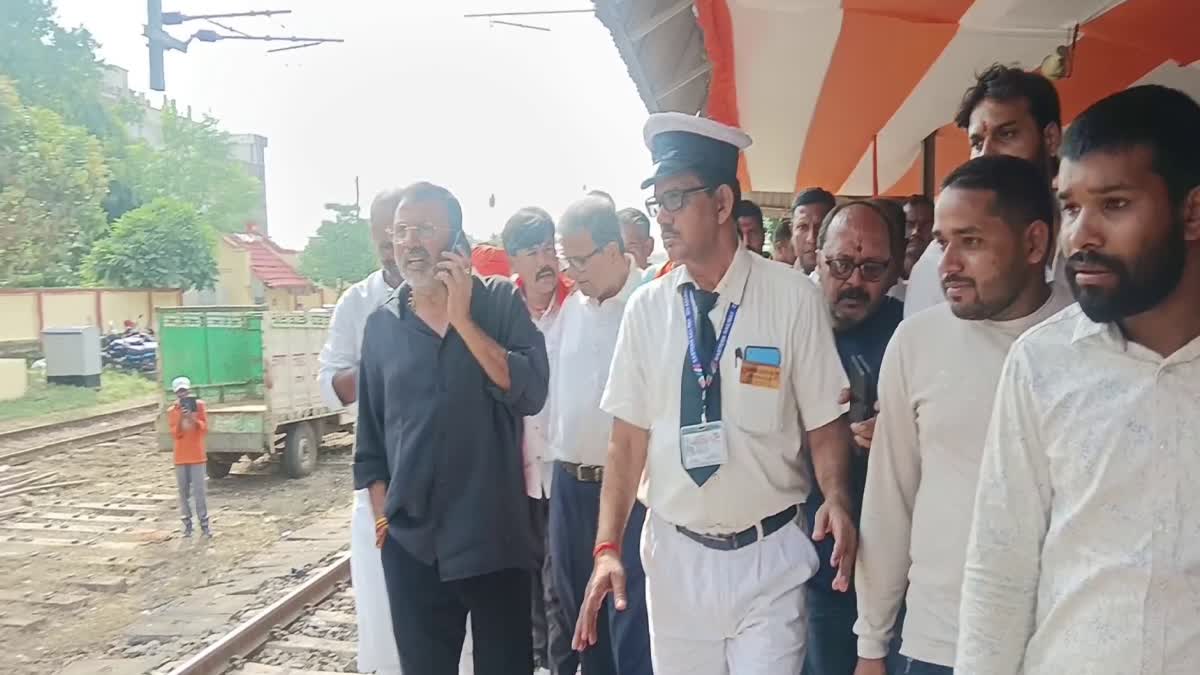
left=353, top=276, right=549, bottom=581
left=805, top=296, right=904, bottom=593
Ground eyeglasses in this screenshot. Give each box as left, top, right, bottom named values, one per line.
left=645, top=185, right=712, bottom=218
left=392, top=222, right=449, bottom=241
left=559, top=246, right=603, bottom=271
left=825, top=258, right=892, bottom=282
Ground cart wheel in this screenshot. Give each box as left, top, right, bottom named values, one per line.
left=282, top=421, right=319, bottom=478
left=206, top=458, right=233, bottom=479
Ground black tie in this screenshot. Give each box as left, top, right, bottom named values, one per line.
left=680, top=286, right=722, bottom=486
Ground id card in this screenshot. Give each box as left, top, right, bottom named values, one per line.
left=680, top=421, right=728, bottom=470
left=739, top=345, right=782, bottom=390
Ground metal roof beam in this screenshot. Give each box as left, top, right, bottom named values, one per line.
left=656, top=62, right=710, bottom=102
left=630, top=0, right=693, bottom=42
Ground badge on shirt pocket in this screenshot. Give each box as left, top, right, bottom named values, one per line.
left=739, top=345, right=782, bottom=390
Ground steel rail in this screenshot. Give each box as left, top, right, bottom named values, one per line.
left=0, top=418, right=155, bottom=465
left=166, top=552, right=351, bottom=675
left=0, top=402, right=157, bottom=445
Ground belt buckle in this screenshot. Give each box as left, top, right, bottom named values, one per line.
left=580, top=465, right=602, bottom=482
left=700, top=530, right=738, bottom=550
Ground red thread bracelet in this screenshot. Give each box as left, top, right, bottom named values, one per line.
left=593, top=541, right=620, bottom=559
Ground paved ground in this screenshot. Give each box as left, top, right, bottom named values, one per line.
left=0, top=430, right=356, bottom=674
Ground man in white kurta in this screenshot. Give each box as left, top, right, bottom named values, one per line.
left=956, top=84, right=1200, bottom=675
left=905, top=64, right=1064, bottom=319
left=318, top=189, right=406, bottom=675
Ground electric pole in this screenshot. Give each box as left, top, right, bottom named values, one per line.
left=144, top=3, right=342, bottom=92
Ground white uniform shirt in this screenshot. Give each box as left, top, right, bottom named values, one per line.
left=550, top=257, right=644, bottom=467
left=956, top=306, right=1200, bottom=675
left=318, top=270, right=393, bottom=413
left=601, top=249, right=849, bottom=534
left=523, top=287, right=567, bottom=498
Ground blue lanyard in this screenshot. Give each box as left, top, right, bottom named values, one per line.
left=682, top=286, right=738, bottom=422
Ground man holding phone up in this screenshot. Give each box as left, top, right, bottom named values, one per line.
left=354, top=181, right=550, bottom=675
left=168, top=376, right=210, bottom=538
left=801, top=202, right=905, bottom=675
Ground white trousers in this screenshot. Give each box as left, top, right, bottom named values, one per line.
left=640, top=510, right=818, bottom=675
left=351, top=489, right=475, bottom=675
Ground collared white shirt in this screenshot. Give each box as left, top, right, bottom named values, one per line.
left=601, top=249, right=849, bottom=534
left=550, top=256, right=644, bottom=467
left=523, top=285, right=567, bottom=498
left=318, top=270, right=394, bottom=414
left=957, top=304, right=1200, bottom=675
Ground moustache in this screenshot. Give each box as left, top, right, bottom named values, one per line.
left=1066, top=250, right=1124, bottom=275
left=941, top=274, right=975, bottom=291
left=536, top=266, right=557, bottom=280
left=837, top=288, right=870, bottom=304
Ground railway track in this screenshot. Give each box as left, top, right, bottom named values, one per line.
left=166, top=553, right=354, bottom=675
left=0, top=402, right=158, bottom=466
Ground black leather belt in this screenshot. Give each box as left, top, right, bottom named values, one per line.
left=676, top=505, right=798, bottom=551
left=558, top=461, right=604, bottom=483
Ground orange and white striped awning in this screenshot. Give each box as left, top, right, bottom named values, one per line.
left=595, top=0, right=1200, bottom=199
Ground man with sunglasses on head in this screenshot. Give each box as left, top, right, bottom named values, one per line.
left=355, top=181, right=550, bottom=675
left=500, top=206, right=577, bottom=675
left=574, top=113, right=857, bottom=674
left=802, top=201, right=905, bottom=675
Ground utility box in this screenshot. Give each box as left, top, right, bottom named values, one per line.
left=42, top=326, right=102, bottom=387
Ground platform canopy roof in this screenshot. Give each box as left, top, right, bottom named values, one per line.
left=594, top=0, right=1200, bottom=201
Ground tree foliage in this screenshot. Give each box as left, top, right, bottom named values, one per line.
left=299, top=203, right=376, bottom=288
left=113, top=102, right=261, bottom=233
left=83, top=198, right=216, bottom=290
left=0, top=77, right=110, bottom=287
left=0, top=0, right=122, bottom=140
left=0, top=0, right=266, bottom=289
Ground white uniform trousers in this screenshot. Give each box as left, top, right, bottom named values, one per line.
left=640, top=510, right=818, bottom=675
left=352, top=489, right=476, bottom=675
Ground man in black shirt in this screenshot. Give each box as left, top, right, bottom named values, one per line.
left=354, top=181, right=550, bottom=675
left=803, top=201, right=905, bottom=675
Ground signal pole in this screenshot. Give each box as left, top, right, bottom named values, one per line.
left=144, top=3, right=341, bottom=92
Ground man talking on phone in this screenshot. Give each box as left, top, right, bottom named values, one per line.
left=354, top=181, right=550, bottom=675
left=803, top=201, right=905, bottom=675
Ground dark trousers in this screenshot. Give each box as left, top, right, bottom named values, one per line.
left=892, top=657, right=952, bottom=675
left=550, top=464, right=653, bottom=675
left=380, top=535, right=532, bottom=675
left=802, top=587, right=858, bottom=675
left=532, top=496, right=581, bottom=675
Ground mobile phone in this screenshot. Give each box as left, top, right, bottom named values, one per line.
left=181, top=396, right=198, bottom=413
left=450, top=229, right=470, bottom=258
left=847, top=355, right=876, bottom=423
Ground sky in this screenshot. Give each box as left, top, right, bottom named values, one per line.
left=54, top=0, right=655, bottom=250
